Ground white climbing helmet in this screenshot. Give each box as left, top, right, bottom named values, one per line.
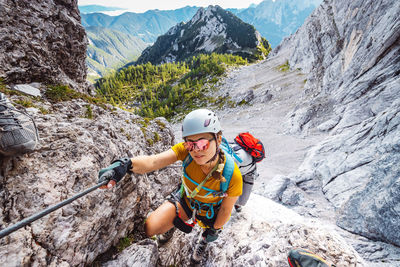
left=182, top=109, right=222, bottom=138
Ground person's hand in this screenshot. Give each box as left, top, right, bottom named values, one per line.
left=99, top=174, right=117, bottom=189
left=202, top=227, right=221, bottom=242
left=98, top=157, right=132, bottom=189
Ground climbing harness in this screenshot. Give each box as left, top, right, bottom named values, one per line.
left=170, top=199, right=197, bottom=233
left=181, top=146, right=235, bottom=219
left=189, top=163, right=218, bottom=199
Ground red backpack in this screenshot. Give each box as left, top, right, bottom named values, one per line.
left=234, top=132, right=265, bottom=163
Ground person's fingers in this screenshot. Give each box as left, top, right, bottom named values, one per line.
left=99, top=180, right=116, bottom=189
left=107, top=180, right=116, bottom=188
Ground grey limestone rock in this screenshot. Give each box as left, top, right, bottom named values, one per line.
left=261, top=90, right=273, bottom=103
left=317, top=116, right=341, bottom=132
left=0, top=0, right=88, bottom=91
left=102, top=195, right=364, bottom=266
left=145, top=194, right=364, bottom=266
left=0, top=95, right=180, bottom=266
left=12, top=84, right=41, bottom=97
left=102, top=239, right=158, bottom=267
left=270, top=0, right=400, bottom=260
left=278, top=0, right=400, bottom=133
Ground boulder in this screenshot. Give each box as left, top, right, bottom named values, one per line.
left=0, top=0, right=88, bottom=91
left=12, top=84, right=42, bottom=97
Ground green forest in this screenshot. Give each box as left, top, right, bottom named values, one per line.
left=95, top=53, right=248, bottom=120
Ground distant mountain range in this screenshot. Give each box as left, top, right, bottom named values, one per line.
left=81, top=1, right=321, bottom=46
left=81, top=6, right=199, bottom=43
left=80, top=0, right=321, bottom=78
left=231, top=0, right=322, bottom=47
left=81, top=6, right=198, bottom=77
left=136, top=6, right=270, bottom=65
left=85, top=26, right=147, bottom=78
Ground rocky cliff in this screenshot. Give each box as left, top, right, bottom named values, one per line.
left=0, top=0, right=88, bottom=91
left=135, top=5, right=270, bottom=65
left=0, top=1, right=180, bottom=266
left=268, top=0, right=400, bottom=262
left=85, top=0, right=400, bottom=264
left=108, top=195, right=363, bottom=266
left=0, top=94, right=180, bottom=266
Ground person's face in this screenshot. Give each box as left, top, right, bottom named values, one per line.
left=184, top=133, right=218, bottom=165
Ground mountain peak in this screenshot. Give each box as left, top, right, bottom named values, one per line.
left=189, top=5, right=230, bottom=23
left=135, top=6, right=270, bottom=65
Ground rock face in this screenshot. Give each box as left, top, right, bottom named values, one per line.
left=136, top=5, right=270, bottom=65
left=0, top=0, right=88, bottom=91
left=0, top=94, right=180, bottom=266
left=99, top=0, right=400, bottom=264
left=270, top=0, right=400, bottom=258
left=105, top=195, right=364, bottom=266
left=102, top=239, right=158, bottom=267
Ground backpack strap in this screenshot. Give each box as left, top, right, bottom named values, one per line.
left=219, top=152, right=235, bottom=193
left=221, top=136, right=243, bottom=163
left=182, top=153, right=193, bottom=168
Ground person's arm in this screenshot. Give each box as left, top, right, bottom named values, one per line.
left=131, top=149, right=178, bottom=174
left=213, top=196, right=239, bottom=229
left=101, top=149, right=178, bottom=189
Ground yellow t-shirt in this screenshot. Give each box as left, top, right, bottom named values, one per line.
left=172, top=142, right=243, bottom=216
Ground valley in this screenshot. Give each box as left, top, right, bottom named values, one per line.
left=80, top=0, right=321, bottom=78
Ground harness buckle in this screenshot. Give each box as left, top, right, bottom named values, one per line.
left=212, top=191, right=228, bottom=197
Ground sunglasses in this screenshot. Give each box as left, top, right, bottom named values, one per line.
left=184, top=138, right=214, bottom=152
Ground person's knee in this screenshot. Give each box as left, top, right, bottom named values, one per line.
left=144, top=201, right=177, bottom=237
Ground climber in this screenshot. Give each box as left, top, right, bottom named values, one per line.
left=98, top=109, right=243, bottom=264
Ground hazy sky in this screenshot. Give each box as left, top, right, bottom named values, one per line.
left=78, top=0, right=265, bottom=13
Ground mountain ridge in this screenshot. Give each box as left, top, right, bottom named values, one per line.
left=232, top=0, right=322, bottom=46
left=82, top=1, right=321, bottom=77
left=81, top=6, right=199, bottom=76
left=81, top=1, right=322, bottom=47
left=85, top=26, right=148, bottom=78
left=135, top=5, right=270, bottom=65
left=81, top=6, right=199, bottom=43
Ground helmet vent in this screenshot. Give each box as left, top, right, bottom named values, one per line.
left=204, top=119, right=211, bottom=127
